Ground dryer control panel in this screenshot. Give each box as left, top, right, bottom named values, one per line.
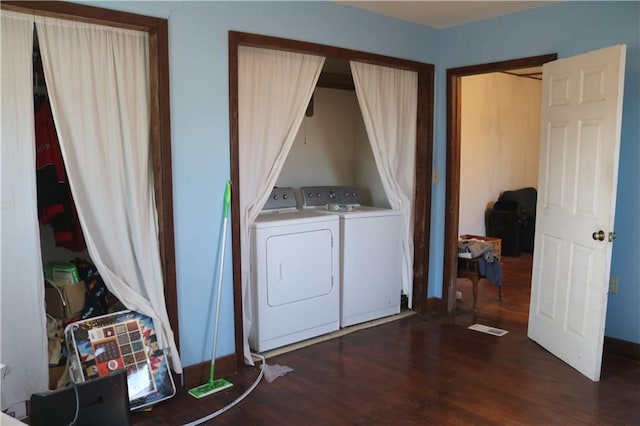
left=263, top=187, right=297, bottom=210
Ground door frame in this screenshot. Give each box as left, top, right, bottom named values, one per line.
left=229, top=31, right=435, bottom=368
left=442, top=54, right=557, bottom=313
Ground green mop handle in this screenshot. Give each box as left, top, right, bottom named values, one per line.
left=209, top=180, right=231, bottom=383
left=223, top=180, right=231, bottom=218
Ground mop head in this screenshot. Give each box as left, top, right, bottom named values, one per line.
left=188, top=378, right=233, bottom=399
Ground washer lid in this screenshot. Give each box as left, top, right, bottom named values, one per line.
left=316, top=205, right=403, bottom=219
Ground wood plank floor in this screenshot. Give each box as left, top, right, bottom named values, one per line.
left=132, top=253, right=640, bottom=425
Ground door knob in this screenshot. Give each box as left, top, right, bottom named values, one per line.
left=592, top=230, right=605, bottom=241
left=608, top=231, right=616, bottom=242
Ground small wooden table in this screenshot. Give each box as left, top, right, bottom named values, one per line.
left=457, top=257, right=503, bottom=312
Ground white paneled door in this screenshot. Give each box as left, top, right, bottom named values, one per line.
left=528, top=45, right=626, bottom=382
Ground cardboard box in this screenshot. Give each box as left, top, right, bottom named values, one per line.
left=459, top=234, right=502, bottom=261
left=45, top=280, right=86, bottom=319
left=49, top=365, right=66, bottom=390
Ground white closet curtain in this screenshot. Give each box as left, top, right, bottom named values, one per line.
left=0, top=10, right=49, bottom=412
left=350, top=61, right=418, bottom=306
left=239, top=46, right=324, bottom=363
left=35, top=17, right=181, bottom=372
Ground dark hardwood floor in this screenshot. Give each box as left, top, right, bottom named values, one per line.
left=132, top=253, right=640, bottom=425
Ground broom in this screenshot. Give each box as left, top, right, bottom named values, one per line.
left=188, top=181, right=233, bottom=398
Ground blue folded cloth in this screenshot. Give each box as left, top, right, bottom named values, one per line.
left=476, top=257, right=503, bottom=286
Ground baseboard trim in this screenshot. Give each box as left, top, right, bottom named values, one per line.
left=423, top=297, right=446, bottom=314
left=604, top=336, right=640, bottom=362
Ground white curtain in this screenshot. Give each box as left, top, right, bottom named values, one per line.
left=0, top=10, right=48, bottom=413
left=239, top=46, right=324, bottom=363
left=35, top=17, right=181, bottom=372
left=350, top=61, right=418, bottom=306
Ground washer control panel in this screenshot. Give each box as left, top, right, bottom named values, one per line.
left=300, top=186, right=360, bottom=208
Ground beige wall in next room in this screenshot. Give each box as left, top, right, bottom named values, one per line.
left=459, top=72, right=542, bottom=237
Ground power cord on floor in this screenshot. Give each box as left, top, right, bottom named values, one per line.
left=67, top=382, right=80, bottom=426
left=182, top=353, right=266, bottom=426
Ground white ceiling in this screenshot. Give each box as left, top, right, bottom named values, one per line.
left=335, top=1, right=559, bottom=29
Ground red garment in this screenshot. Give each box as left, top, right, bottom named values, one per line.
left=35, top=99, right=86, bottom=252
left=50, top=185, right=86, bottom=252
left=35, top=99, right=66, bottom=224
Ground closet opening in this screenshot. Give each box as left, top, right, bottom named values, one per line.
left=2, top=3, right=179, bottom=414
left=225, top=31, right=435, bottom=376
left=33, top=28, right=126, bottom=390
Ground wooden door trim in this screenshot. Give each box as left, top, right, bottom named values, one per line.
left=443, top=54, right=557, bottom=313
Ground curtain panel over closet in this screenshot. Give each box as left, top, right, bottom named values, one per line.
left=35, top=17, right=181, bottom=372
left=238, top=46, right=325, bottom=363
left=0, top=10, right=49, bottom=413
left=350, top=61, right=418, bottom=306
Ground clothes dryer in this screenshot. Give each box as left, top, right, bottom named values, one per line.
left=300, top=186, right=403, bottom=327
left=249, top=187, right=339, bottom=352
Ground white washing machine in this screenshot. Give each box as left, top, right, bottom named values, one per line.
left=249, top=187, right=340, bottom=352
left=300, top=186, right=403, bottom=327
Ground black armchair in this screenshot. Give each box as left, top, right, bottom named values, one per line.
left=486, top=187, right=537, bottom=255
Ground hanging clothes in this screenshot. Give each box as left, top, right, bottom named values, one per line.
left=35, top=97, right=65, bottom=223
left=35, top=98, right=86, bottom=251
left=50, top=186, right=86, bottom=251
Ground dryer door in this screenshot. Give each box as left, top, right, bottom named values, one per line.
left=266, top=229, right=334, bottom=306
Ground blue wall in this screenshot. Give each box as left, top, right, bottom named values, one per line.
left=80, top=1, right=639, bottom=366
left=83, top=0, right=438, bottom=367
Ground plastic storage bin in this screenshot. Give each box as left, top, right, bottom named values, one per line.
left=65, top=310, right=176, bottom=411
